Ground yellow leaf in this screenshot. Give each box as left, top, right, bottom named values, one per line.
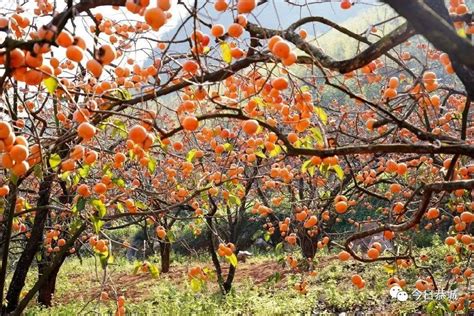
left=383, top=264, right=396, bottom=274
left=226, top=253, right=238, bottom=267
left=42, top=77, right=58, bottom=95
left=190, top=278, right=203, bottom=292
left=252, top=97, right=266, bottom=107
left=220, top=42, right=232, bottom=64
left=314, top=107, right=328, bottom=125
left=330, top=165, right=344, bottom=181
left=457, top=28, right=467, bottom=38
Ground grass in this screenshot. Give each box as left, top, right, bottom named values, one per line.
left=20, top=244, right=458, bottom=315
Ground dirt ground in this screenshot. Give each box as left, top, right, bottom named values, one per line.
left=58, top=259, right=291, bottom=304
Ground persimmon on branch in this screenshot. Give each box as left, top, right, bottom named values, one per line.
left=344, top=179, right=474, bottom=263
left=0, top=0, right=125, bottom=53
left=6, top=1, right=462, bottom=164
left=153, top=111, right=474, bottom=158
left=247, top=21, right=416, bottom=74
left=0, top=0, right=473, bottom=313
left=13, top=223, right=88, bottom=315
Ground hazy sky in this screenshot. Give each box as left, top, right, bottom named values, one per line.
left=0, top=1, right=384, bottom=67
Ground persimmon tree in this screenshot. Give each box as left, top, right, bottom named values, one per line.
left=0, top=0, right=473, bottom=314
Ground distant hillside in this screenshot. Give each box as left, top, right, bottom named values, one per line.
left=302, top=5, right=400, bottom=61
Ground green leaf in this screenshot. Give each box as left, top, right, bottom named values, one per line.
left=186, top=149, right=197, bottom=162
left=314, top=107, right=328, bottom=125
left=426, top=300, right=436, bottom=313
left=76, top=197, right=87, bottom=212
left=113, top=177, right=125, bottom=188
left=135, top=200, right=147, bottom=210
left=269, top=145, right=282, bottom=158
left=111, top=119, right=128, bottom=138
left=267, top=272, right=282, bottom=284
left=255, top=151, right=266, bottom=159
left=226, top=253, right=238, bottom=267
left=320, top=190, right=331, bottom=199
left=148, top=262, right=160, bottom=278
left=310, top=127, right=324, bottom=146
left=308, top=165, right=316, bottom=177
left=116, top=202, right=124, bottom=213
left=102, top=166, right=112, bottom=178
left=91, top=216, right=104, bottom=234
left=167, top=230, right=176, bottom=243
left=275, top=242, right=283, bottom=254
left=301, top=135, right=313, bottom=149
left=90, top=199, right=107, bottom=217
left=33, top=164, right=43, bottom=179
left=97, top=122, right=108, bottom=131
left=99, top=253, right=108, bottom=269
left=43, top=77, right=58, bottom=94
left=110, top=88, right=132, bottom=101
left=330, top=165, right=344, bottom=181
left=59, top=171, right=70, bottom=182
left=49, top=153, right=61, bottom=170
left=264, top=232, right=271, bottom=242
left=301, top=159, right=312, bottom=173
left=72, top=174, right=80, bottom=186
left=220, top=42, right=232, bottom=64
left=319, top=164, right=329, bottom=178
left=227, top=194, right=241, bottom=206
left=70, top=219, right=82, bottom=232
left=133, top=261, right=141, bottom=275
left=251, top=230, right=263, bottom=240
left=78, top=165, right=90, bottom=178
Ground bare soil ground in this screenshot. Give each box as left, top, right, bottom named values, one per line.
left=59, top=259, right=292, bottom=304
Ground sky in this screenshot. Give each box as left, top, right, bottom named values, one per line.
left=0, top=1, right=383, bottom=67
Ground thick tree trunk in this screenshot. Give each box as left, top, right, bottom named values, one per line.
left=37, top=256, right=65, bottom=307
left=223, top=265, right=235, bottom=293
left=159, top=241, right=171, bottom=273
left=5, top=174, right=54, bottom=313
left=13, top=223, right=87, bottom=315
left=299, top=232, right=317, bottom=260
left=206, top=216, right=225, bottom=294
left=0, top=184, right=18, bottom=312
left=36, top=179, right=72, bottom=308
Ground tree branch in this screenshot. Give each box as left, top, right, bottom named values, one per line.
left=382, top=0, right=474, bottom=69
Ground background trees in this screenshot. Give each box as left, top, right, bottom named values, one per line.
left=0, top=0, right=473, bottom=314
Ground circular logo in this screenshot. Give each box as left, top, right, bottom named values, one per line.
left=390, top=285, right=408, bottom=302
left=389, top=285, right=402, bottom=298
left=397, top=291, right=408, bottom=302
